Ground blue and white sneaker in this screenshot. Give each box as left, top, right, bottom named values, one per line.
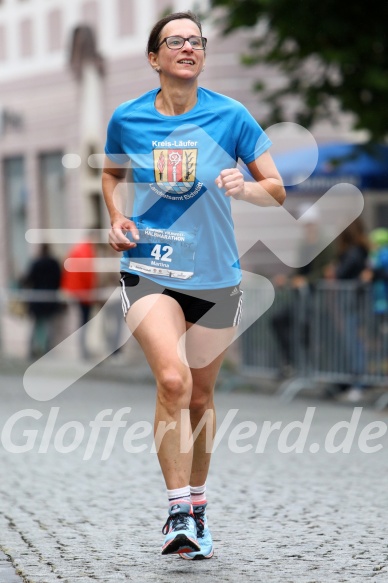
left=179, top=503, right=214, bottom=560
left=161, top=502, right=200, bottom=556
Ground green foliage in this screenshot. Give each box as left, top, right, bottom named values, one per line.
left=210, top=0, right=388, bottom=141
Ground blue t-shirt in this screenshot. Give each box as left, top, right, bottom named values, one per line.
left=105, top=87, right=271, bottom=289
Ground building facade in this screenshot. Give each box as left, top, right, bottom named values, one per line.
left=0, top=0, right=283, bottom=288
left=1, top=0, right=368, bottom=292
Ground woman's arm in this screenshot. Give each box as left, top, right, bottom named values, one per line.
left=102, top=156, right=139, bottom=252
left=215, top=151, right=286, bottom=207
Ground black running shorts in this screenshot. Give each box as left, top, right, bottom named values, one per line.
left=120, top=272, right=243, bottom=329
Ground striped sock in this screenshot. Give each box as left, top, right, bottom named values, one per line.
left=190, top=483, right=207, bottom=506
left=167, top=485, right=191, bottom=507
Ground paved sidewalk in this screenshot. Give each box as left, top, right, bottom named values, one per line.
left=0, top=550, right=23, bottom=582
left=0, top=370, right=388, bottom=582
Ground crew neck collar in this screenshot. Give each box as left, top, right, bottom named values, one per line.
left=152, top=87, right=202, bottom=119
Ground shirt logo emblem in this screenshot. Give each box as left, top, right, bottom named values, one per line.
left=153, top=148, right=198, bottom=194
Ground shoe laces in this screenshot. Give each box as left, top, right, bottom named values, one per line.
left=193, top=508, right=206, bottom=537
left=162, top=512, right=192, bottom=535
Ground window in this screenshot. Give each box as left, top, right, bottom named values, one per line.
left=19, top=18, right=33, bottom=58
left=81, top=0, right=99, bottom=37
left=3, top=157, right=29, bottom=282
left=39, top=153, right=66, bottom=229
left=0, top=25, right=6, bottom=61
left=47, top=8, right=63, bottom=52
left=90, top=192, right=103, bottom=229
left=117, top=0, right=135, bottom=37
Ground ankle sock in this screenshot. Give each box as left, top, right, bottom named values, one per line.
left=167, top=485, right=191, bottom=507
left=190, top=483, right=207, bottom=506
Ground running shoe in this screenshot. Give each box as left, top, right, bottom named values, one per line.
left=179, top=503, right=214, bottom=560
left=161, top=502, right=200, bottom=555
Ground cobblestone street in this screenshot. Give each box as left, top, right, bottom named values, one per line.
left=0, top=368, right=388, bottom=582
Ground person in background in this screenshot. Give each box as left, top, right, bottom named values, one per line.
left=361, top=228, right=388, bottom=372
left=362, top=228, right=388, bottom=314
left=271, top=205, right=334, bottom=377
left=324, top=217, right=369, bottom=401
left=61, top=233, right=97, bottom=359
left=22, top=243, right=62, bottom=359
left=327, top=218, right=369, bottom=282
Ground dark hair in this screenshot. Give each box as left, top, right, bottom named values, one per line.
left=146, top=11, right=203, bottom=55
left=336, top=217, right=370, bottom=256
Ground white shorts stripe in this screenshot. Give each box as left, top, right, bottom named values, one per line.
left=233, top=292, right=244, bottom=327
left=120, top=276, right=131, bottom=318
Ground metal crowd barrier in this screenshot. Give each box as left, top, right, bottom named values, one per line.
left=240, top=279, right=388, bottom=408
left=2, top=283, right=388, bottom=408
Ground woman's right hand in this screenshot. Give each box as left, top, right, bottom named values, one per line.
left=109, top=215, right=139, bottom=252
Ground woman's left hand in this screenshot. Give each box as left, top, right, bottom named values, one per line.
left=215, top=168, right=245, bottom=199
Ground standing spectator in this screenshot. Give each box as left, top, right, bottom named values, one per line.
left=328, top=218, right=369, bottom=282
left=61, top=234, right=97, bottom=359
left=22, top=243, right=62, bottom=359
left=362, top=228, right=388, bottom=314
left=325, top=217, right=369, bottom=400
left=361, top=228, right=388, bottom=371
left=270, top=205, right=334, bottom=376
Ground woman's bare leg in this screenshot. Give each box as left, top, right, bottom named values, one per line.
left=184, top=324, right=236, bottom=486
left=126, top=294, right=193, bottom=489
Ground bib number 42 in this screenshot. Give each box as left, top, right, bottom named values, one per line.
left=150, top=244, right=173, bottom=262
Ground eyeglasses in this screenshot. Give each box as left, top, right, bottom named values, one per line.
left=157, top=36, right=207, bottom=50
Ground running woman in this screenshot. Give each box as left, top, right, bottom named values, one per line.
left=102, top=11, right=285, bottom=559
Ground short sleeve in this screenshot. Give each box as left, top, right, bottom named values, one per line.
left=104, top=105, right=130, bottom=165
left=233, top=104, right=272, bottom=164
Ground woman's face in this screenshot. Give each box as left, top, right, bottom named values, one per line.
left=149, top=19, right=205, bottom=81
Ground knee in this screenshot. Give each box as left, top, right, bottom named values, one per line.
left=157, top=368, right=191, bottom=410
left=190, top=385, right=214, bottom=416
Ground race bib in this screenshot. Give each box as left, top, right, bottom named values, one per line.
left=129, top=226, right=197, bottom=280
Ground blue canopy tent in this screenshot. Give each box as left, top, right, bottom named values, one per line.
left=273, top=143, right=388, bottom=192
